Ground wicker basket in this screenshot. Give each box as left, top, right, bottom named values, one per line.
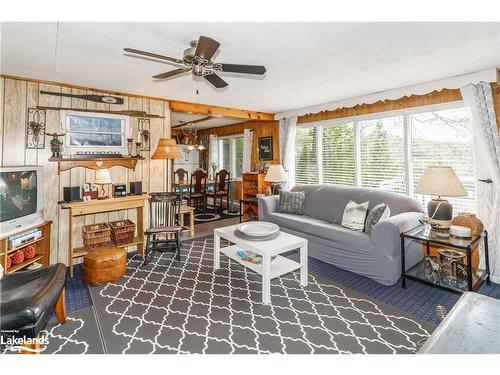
left=82, top=223, right=111, bottom=251
left=109, top=220, right=136, bottom=246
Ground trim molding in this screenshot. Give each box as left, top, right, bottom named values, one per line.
left=0, top=73, right=275, bottom=120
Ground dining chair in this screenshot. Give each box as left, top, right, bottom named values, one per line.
left=206, top=169, right=230, bottom=214
left=144, top=192, right=182, bottom=265
left=172, top=168, right=188, bottom=193
left=184, top=168, right=208, bottom=215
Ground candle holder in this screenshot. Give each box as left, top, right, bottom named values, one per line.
left=127, top=138, right=133, bottom=156
left=135, top=142, right=142, bottom=157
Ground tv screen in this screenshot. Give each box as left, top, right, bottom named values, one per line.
left=0, top=170, right=38, bottom=223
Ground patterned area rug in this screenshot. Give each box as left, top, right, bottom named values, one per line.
left=1, top=307, right=104, bottom=354
left=88, top=236, right=434, bottom=354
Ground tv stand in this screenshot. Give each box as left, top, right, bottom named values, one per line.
left=1, top=221, right=52, bottom=274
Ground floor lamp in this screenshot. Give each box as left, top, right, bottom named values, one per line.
left=151, top=138, right=182, bottom=191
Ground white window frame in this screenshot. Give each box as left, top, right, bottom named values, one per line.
left=61, top=110, right=129, bottom=155
left=218, top=134, right=244, bottom=178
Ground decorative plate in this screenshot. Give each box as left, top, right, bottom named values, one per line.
left=234, top=229, right=280, bottom=241
left=236, top=222, right=279, bottom=237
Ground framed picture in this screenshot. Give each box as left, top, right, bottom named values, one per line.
left=258, top=136, right=273, bottom=161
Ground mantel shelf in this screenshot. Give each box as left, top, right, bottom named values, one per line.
left=49, top=156, right=145, bottom=174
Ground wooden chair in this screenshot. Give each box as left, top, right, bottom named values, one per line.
left=172, top=168, right=188, bottom=192
left=144, top=192, right=182, bottom=265
left=206, top=169, right=230, bottom=214
left=184, top=168, right=208, bottom=215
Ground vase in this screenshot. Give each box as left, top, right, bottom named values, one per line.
left=451, top=212, right=484, bottom=237
left=262, top=185, right=272, bottom=196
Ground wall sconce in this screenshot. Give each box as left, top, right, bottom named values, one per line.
left=26, top=108, right=46, bottom=149
left=138, top=118, right=150, bottom=151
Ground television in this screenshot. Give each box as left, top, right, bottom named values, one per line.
left=0, top=166, right=44, bottom=236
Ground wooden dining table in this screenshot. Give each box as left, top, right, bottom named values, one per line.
left=173, top=179, right=216, bottom=187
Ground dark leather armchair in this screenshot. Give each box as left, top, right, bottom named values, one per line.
left=0, top=263, right=67, bottom=353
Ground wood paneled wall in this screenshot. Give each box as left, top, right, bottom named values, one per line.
left=198, top=120, right=280, bottom=168
left=492, top=83, right=500, bottom=133
left=0, top=77, right=171, bottom=265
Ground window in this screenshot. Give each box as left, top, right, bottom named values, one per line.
left=359, top=116, right=405, bottom=193
left=294, top=104, right=477, bottom=213
left=410, top=108, right=476, bottom=213
left=218, top=135, right=244, bottom=178
left=295, top=126, right=318, bottom=184
left=322, top=122, right=355, bottom=186
left=63, top=111, right=128, bottom=154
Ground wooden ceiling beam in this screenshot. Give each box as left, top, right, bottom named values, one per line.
left=172, top=116, right=214, bottom=129
left=0, top=74, right=276, bottom=120
left=169, top=100, right=275, bottom=121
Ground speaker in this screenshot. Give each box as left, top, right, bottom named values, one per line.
left=113, top=184, right=127, bottom=198
left=63, top=186, right=82, bottom=202
left=129, top=181, right=142, bottom=195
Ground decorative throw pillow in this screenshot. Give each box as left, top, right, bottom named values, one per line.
left=341, top=200, right=369, bottom=231
left=279, top=191, right=306, bottom=215
left=364, top=203, right=391, bottom=235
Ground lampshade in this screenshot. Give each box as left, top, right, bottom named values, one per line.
left=415, top=165, right=467, bottom=197
left=151, top=138, right=182, bottom=160
left=265, top=164, right=288, bottom=183
left=95, top=169, right=112, bottom=185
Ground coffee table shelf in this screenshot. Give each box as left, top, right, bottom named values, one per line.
left=220, top=245, right=303, bottom=279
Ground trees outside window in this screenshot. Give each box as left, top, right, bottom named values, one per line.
left=218, top=135, right=244, bottom=178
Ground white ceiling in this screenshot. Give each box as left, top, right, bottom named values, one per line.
left=1, top=22, right=500, bottom=113
left=171, top=112, right=245, bottom=130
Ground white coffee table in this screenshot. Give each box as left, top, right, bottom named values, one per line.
left=213, top=224, right=308, bottom=305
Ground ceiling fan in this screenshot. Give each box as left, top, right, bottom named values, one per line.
left=124, top=36, right=266, bottom=88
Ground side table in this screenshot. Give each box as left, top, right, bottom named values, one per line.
left=401, top=224, right=491, bottom=293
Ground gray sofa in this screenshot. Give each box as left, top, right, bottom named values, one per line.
left=258, top=184, right=424, bottom=285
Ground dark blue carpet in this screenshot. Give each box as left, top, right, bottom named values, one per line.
left=64, top=263, right=92, bottom=313
left=287, top=252, right=500, bottom=326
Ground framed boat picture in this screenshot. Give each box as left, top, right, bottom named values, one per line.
left=258, top=136, right=273, bottom=161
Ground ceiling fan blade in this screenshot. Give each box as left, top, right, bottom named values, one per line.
left=123, top=48, right=184, bottom=65
left=153, top=68, right=191, bottom=79
left=220, top=63, right=266, bottom=75
left=195, top=36, right=220, bottom=61
left=204, top=73, right=228, bottom=89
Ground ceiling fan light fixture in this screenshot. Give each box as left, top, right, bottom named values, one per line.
left=124, top=35, right=266, bottom=89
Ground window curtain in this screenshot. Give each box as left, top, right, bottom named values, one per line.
left=242, top=129, right=253, bottom=174
left=460, top=82, right=500, bottom=283
left=208, top=134, right=218, bottom=179
left=279, top=116, right=298, bottom=190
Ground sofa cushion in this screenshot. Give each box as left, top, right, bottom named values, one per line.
left=267, top=211, right=370, bottom=249
left=364, top=203, right=391, bottom=235
left=292, top=184, right=423, bottom=223
left=278, top=190, right=305, bottom=215
left=341, top=200, right=369, bottom=231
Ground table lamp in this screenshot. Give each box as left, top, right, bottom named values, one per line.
left=264, top=164, right=288, bottom=195
left=415, top=165, right=467, bottom=229
left=95, top=168, right=112, bottom=200
left=151, top=138, right=182, bottom=190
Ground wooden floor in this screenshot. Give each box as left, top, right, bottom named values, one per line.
left=180, top=217, right=239, bottom=241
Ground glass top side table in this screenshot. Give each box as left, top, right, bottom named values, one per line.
left=401, top=224, right=491, bottom=293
